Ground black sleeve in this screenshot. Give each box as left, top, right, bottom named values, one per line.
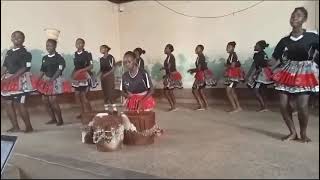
left=272, top=38, right=285, bottom=60
left=111, top=55, right=115, bottom=68
left=40, top=57, right=46, bottom=72
left=140, top=58, right=145, bottom=69
left=58, top=56, right=66, bottom=72
left=73, top=53, right=77, bottom=66
left=170, top=54, right=176, bottom=69
left=3, top=52, right=9, bottom=68
left=87, top=52, right=93, bottom=66
left=143, top=71, right=153, bottom=89
left=254, top=53, right=267, bottom=67
left=121, top=74, right=128, bottom=92
left=198, top=55, right=206, bottom=69
left=24, top=52, right=32, bottom=71
left=231, top=52, right=238, bottom=63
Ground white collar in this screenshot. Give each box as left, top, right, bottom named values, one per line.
left=290, top=34, right=304, bottom=41
left=12, top=48, right=20, bottom=51
left=48, top=53, right=56, bottom=58
left=77, top=51, right=83, bottom=55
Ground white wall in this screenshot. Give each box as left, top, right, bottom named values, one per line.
left=119, top=1, right=317, bottom=88
left=1, top=1, right=120, bottom=81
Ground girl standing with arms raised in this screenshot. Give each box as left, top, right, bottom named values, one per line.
left=133, top=47, right=145, bottom=70
left=270, top=7, right=319, bottom=142
left=188, top=45, right=216, bottom=110
left=37, top=39, right=70, bottom=126
left=1, top=31, right=35, bottom=132
left=246, top=40, right=273, bottom=112
left=161, top=44, right=183, bottom=111
left=224, top=41, right=245, bottom=113
left=72, top=38, right=93, bottom=118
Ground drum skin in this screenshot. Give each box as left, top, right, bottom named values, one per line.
left=92, top=114, right=124, bottom=152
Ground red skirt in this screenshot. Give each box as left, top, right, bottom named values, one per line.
left=224, top=67, right=245, bottom=85
left=163, top=71, right=183, bottom=89
left=193, top=69, right=217, bottom=88
left=247, top=67, right=273, bottom=88
left=72, top=71, right=90, bottom=88
left=125, top=93, right=156, bottom=111
left=1, top=72, right=37, bottom=96
left=36, top=76, right=73, bottom=96
left=272, top=60, right=319, bottom=93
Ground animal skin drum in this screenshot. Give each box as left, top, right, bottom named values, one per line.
left=122, top=111, right=156, bottom=145
left=91, top=113, right=124, bottom=152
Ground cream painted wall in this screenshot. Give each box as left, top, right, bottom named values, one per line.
left=1, top=1, right=318, bottom=89
left=119, top=1, right=318, bottom=88
left=1, top=1, right=120, bottom=84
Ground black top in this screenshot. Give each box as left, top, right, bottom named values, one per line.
left=164, top=54, right=177, bottom=74
left=137, top=57, right=145, bottom=70
left=40, top=53, right=66, bottom=78
left=272, top=30, right=319, bottom=62
left=196, top=54, right=208, bottom=71
left=253, top=51, right=269, bottom=69
left=121, top=69, right=153, bottom=94
left=3, top=47, right=32, bottom=74
left=226, top=52, right=241, bottom=67
left=73, top=50, right=93, bottom=70
left=100, top=54, right=115, bottom=73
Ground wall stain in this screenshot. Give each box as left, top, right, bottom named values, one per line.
left=1, top=46, right=276, bottom=88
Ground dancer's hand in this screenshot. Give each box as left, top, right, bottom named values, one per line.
left=137, top=100, right=144, bottom=112
left=127, top=92, right=133, bottom=98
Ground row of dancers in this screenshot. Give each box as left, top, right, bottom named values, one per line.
left=1, top=7, right=318, bottom=143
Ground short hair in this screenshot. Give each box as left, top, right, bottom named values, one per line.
left=227, top=41, right=236, bottom=47
left=166, top=44, right=174, bottom=52
left=100, top=45, right=111, bottom=51
left=293, top=7, right=308, bottom=19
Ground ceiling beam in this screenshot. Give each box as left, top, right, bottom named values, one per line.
left=108, top=0, right=133, bottom=4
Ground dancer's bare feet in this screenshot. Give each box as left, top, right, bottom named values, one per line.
left=300, top=136, right=311, bottom=143
left=6, top=127, right=22, bottom=133
left=257, top=108, right=269, bottom=112
left=169, top=107, right=178, bottom=112
left=281, top=133, right=298, bottom=141
left=229, top=108, right=242, bottom=114
left=56, top=121, right=64, bottom=126
left=46, top=119, right=57, bottom=125
left=24, top=127, right=34, bottom=133
left=196, top=107, right=205, bottom=111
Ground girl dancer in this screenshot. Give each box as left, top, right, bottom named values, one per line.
left=121, top=51, right=155, bottom=111
left=1, top=31, right=34, bottom=132
left=188, top=45, right=217, bottom=110
left=99, top=45, right=116, bottom=110
left=72, top=38, right=93, bottom=118
left=270, top=7, right=319, bottom=142
left=161, top=44, right=183, bottom=111
left=246, top=40, right=273, bottom=112
left=133, top=47, right=145, bottom=70
left=224, top=41, right=245, bottom=113
left=36, top=39, right=69, bottom=126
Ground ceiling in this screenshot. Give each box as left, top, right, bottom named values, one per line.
left=108, top=0, right=134, bottom=4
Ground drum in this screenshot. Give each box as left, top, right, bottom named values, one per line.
left=91, top=113, right=124, bottom=152
left=122, top=111, right=156, bottom=145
